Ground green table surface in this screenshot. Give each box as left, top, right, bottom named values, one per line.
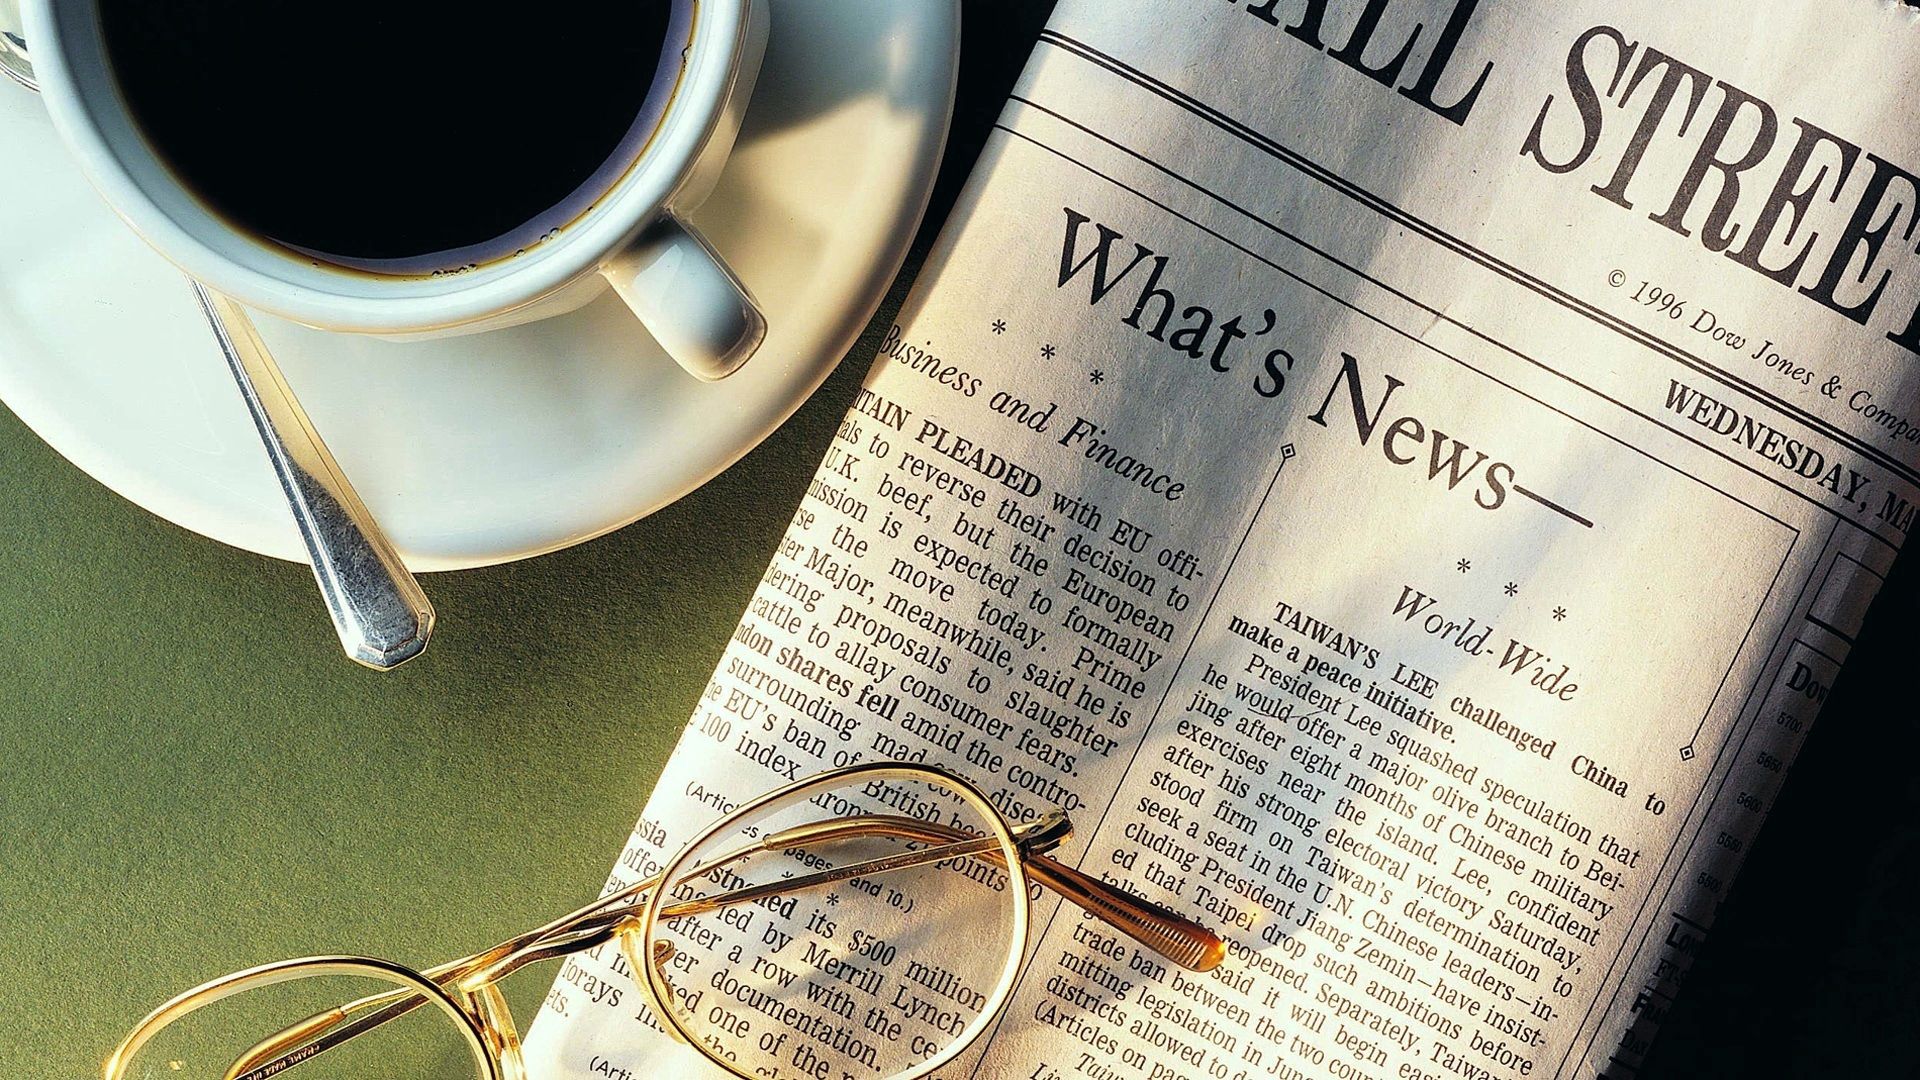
left=3, top=6, right=1916, bottom=1078
left=0, top=217, right=894, bottom=1075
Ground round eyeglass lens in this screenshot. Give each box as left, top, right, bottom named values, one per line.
left=111, top=964, right=488, bottom=1080
left=630, top=768, right=1030, bottom=1079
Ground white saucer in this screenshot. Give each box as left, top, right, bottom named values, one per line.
left=0, top=2, right=957, bottom=571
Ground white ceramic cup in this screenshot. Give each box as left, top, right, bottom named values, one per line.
left=13, top=0, right=769, bottom=380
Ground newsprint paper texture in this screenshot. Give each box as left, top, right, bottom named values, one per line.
left=527, top=1, right=1920, bottom=1077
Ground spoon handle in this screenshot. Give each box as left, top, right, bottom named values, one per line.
left=193, top=283, right=434, bottom=669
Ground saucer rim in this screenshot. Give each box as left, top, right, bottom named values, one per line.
left=0, top=2, right=961, bottom=573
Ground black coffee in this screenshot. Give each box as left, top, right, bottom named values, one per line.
left=100, top=1, right=683, bottom=273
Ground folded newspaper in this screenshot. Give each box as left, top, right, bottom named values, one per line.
left=526, top=1, right=1920, bottom=1075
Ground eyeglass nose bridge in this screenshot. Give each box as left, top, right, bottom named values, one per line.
left=614, top=930, right=694, bottom=1046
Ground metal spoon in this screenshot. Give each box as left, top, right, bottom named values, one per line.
left=0, top=17, right=32, bottom=90
left=1, top=41, right=434, bottom=669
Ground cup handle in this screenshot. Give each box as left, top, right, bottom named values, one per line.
left=601, top=212, right=766, bottom=381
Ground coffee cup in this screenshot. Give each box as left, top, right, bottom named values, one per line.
left=11, top=0, right=769, bottom=381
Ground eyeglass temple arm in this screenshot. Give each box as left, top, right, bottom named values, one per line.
left=463, top=811, right=1220, bottom=982
left=758, top=814, right=1226, bottom=973
left=219, top=825, right=879, bottom=1080
left=223, top=826, right=970, bottom=1080
left=224, top=812, right=1224, bottom=1079
left=225, top=829, right=1022, bottom=1080
left=1026, top=848, right=1226, bottom=971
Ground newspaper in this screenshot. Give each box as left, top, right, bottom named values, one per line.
left=525, top=1, right=1920, bottom=1076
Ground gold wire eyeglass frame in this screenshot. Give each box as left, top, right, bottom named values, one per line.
left=104, top=762, right=1227, bottom=1080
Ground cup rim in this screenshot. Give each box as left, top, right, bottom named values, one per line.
left=23, top=0, right=751, bottom=334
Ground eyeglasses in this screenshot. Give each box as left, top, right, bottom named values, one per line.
left=105, top=762, right=1226, bottom=1080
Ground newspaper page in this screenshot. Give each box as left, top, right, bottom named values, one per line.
left=525, top=1, right=1920, bottom=1077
